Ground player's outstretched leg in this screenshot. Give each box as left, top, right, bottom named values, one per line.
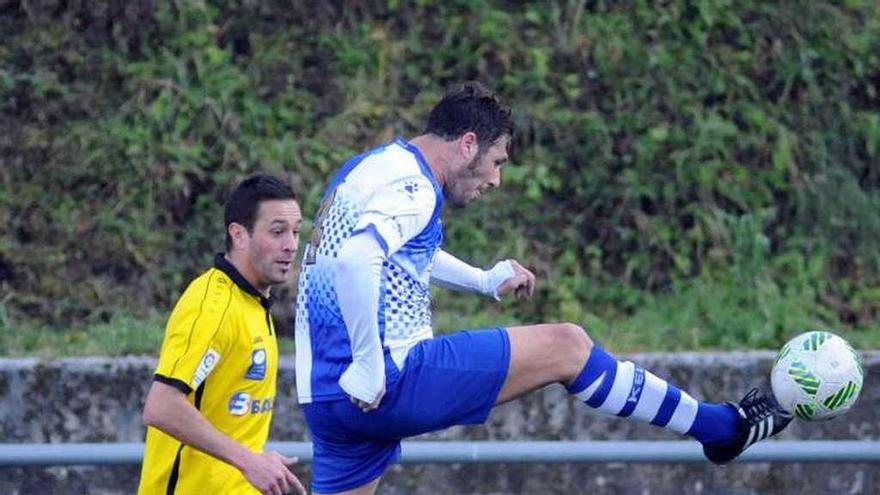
left=501, top=324, right=792, bottom=464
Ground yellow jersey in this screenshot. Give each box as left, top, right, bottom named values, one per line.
left=138, top=254, right=279, bottom=495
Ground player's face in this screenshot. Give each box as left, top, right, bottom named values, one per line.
left=245, top=199, right=302, bottom=291
left=447, top=134, right=510, bottom=207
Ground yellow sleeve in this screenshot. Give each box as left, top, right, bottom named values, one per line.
left=154, top=270, right=234, bottom=393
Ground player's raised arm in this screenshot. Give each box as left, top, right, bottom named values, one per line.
left=430, top=249, right=535, bottom=300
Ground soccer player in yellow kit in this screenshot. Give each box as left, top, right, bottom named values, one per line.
left=138, top=174, right=306, bottom=495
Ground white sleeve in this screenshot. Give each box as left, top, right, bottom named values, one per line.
left=430, top=250, right=515, bottom=301
left=334, top=229, right=386, bottom=403
left=354, top=175, right=436, bottom=255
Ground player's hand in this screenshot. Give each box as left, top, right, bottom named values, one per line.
left=339, top=359, right=386, bottom=412
left=495, top=260, right=535, bottom=300
left=351, top=377, right=386, bottom=412
left=240, top=451, right=306, bottom=495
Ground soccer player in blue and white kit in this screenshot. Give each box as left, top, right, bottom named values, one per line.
left=295, top=82, right=793, bottom=494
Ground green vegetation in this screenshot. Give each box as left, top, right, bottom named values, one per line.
left=1, top=0, right=878, bottom=355
left=0, top=312, right=166, bottom=358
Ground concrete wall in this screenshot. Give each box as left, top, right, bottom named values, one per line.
left=1, top=352, right=877, bottom=494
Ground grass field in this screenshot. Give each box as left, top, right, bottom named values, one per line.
left=3, top=282, right=876, bottom=358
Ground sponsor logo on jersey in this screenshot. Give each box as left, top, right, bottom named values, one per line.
left=245, top=348, right=267, bottom=380
left=228, top=392, right=274, bottom=416
left=192, top=348, right=220, bottom=388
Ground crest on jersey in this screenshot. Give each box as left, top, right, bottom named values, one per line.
left=245, top=348, right=267, bottom=380
left=400, top=180, right=420, bottom=200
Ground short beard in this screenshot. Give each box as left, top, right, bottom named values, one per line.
left=446, top=192, right=470, bottom=208
left=445, top=155, right=482, bottom=208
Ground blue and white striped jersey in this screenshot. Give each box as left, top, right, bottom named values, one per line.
left=294, top=139, right=445, bottom=403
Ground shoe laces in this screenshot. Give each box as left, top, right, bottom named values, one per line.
left=738, top=388, right=774, bottom=421
left=739, top=387, right=793, bottom=423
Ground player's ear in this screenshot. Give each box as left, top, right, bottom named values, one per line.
left=228, top=222, right=249, bottom=250
left=459, top=131, right=479, bottom=162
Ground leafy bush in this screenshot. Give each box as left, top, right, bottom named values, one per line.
left=1, top=0, right=877, bottom=351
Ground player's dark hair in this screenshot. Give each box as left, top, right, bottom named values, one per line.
left=224, top=174, right=296, bottom=251
left=425, top=81, right=514, bottom=148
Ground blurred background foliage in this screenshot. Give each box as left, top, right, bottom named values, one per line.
left=1, top=0, right=878, bottom=355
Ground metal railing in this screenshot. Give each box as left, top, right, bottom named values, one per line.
left=1, top=441, right=878, bottom=467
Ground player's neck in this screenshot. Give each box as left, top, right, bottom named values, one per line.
left=408, top=134, right=452, bottom=187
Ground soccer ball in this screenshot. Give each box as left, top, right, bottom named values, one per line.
left=771, top=331, right=864, bottom=421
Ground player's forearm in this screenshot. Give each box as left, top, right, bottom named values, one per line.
left=335, top=231, right=386, bottom=402
left=142, top=382, right=255, bottom=471
left=430, top=250, right=514, bottom=300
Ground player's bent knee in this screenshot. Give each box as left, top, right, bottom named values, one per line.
left=557, top=322, right=592, bottom=352
left=508, top=323, right=592, bottom=371
left=542, top=323, right=592, bottom=373
left=544, top=323, right=592, bottom=383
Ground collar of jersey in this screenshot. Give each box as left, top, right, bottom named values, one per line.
left=213, top=253, right=275, bottom=310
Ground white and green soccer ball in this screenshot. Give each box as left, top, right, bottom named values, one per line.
left=771, top=331, right=864, bottom=421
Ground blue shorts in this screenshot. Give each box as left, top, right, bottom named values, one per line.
left=303, top=327, right=511, bottom=493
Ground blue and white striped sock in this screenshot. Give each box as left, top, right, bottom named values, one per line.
left=566, top=345, right=739, bottom=445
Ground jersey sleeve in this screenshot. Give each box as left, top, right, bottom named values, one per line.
left=154, top=279, right=234, bottom=394
left=353, top=175, right=437, bottom=255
